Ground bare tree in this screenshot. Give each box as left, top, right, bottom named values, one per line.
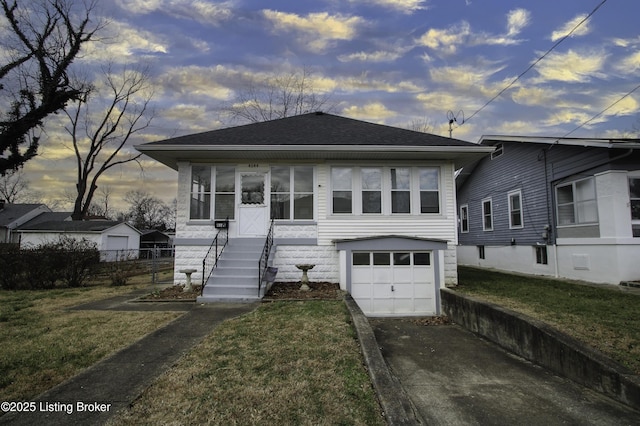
left=226, top=67, right=333, bottom=123
left=0, top=0, right=102, bottom=174
left=408, top=117, right=435, bottom=134
left=85, top=185, right=113, bottom=218
left=123, top=189, right=173, bottom=231
left=66, top=65, right=155, bottom=220
left=0, top=168, right=28, bottom=202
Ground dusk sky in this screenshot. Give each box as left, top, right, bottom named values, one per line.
left=14, top=0, right=640, bottom=212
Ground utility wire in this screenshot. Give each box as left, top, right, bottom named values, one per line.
left=561, top=81, right=640, bottom=137
left=461, top=0, right=609, bottom=126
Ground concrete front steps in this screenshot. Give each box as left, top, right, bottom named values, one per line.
left=197, top=238, right=270, bottom=303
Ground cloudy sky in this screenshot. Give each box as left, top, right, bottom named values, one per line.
left=13, top=0, right=640, bottom=212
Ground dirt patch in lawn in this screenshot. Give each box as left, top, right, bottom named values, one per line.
left=139, top=285, right=203, bottom=301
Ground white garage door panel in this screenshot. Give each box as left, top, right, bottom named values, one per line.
left=351, top=251, right=437, bottom=317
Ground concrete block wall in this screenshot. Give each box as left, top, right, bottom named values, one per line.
left=441, top=288, right=640, bottom=411
left=271, top=245, right=340, bottom=283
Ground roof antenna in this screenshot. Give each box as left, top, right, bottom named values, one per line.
left=447, top=110, right=464, bottom=138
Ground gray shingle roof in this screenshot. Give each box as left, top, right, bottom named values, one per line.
left=0, top=204, right=45, bottom=227
left=141, top=112, right=474, bottom=147
left=18, top=220, right=126, bottom=233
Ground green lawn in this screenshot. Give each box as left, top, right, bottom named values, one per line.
left=455, top=266, right=640, bottom=373
left=110, top=301, right=385, bottom=426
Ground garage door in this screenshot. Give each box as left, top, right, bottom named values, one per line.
left=351, top=251, right=436, bottom=316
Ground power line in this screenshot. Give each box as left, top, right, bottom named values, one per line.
left=562, top=81, right=640, bottom=137
left=461, top=0, right=609, bottom=126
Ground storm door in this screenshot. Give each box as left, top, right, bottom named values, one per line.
left=238, top=172, right=268, bottom=236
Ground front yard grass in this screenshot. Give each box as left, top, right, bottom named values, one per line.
left=0, top=283, right=181, bottom=401
left=456, top=266, right=640, bottom=374
left=110, top=301, right=386, bottom=426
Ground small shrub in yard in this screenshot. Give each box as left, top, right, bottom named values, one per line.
left=0, top=244, right=23, bottom=290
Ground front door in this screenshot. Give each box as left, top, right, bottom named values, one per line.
left=238, top=172, right=268, bottom=236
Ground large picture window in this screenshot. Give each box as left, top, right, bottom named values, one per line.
left=215, top=166, right=235, bottom=220
left=190, top=165, right=211, bottom=220
left=556, top=178, right=597, bottom=225
left=271, top=166, right=314, bottom=220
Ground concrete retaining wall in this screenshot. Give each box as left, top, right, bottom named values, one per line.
left=440, top=288, right=640, bottom=411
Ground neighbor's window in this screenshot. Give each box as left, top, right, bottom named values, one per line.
left=508, top=190, right=523, bottom=228
left=190, top=165, right=211, bottom=220
left=332, top=167, right=352, bottom=214
left=271, top=166, right=314, bottom=220
left=556, top=177, right=597, bottom=225
left=482, top=198, right=493, bottom=231
left=214, top=166, right=235, bottom=220
left=391, top=167, right=411, bottom=213
left=460, top=204, right=469, bottom=233
left=629, top=177, right=640, bottom=237
left=478, top=245, right=485, bottom=259
left=535, top=245, right=548, bottom=265
left=361, top=168, right=382, bottom=214
left=419, top=168, right=439, bottom=213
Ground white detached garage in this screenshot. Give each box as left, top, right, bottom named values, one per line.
left=336, top=236, right=447, bottom=317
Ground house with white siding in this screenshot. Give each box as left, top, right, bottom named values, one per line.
left=457, top=135, right=640, bottom=285
left=136, top=112, right=492, bottom=316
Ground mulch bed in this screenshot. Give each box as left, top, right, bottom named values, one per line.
left=138, top=282, right=342, bottom=301
left=264, top=282, right=343, bottom=300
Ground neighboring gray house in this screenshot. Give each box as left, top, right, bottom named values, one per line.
left=0, top=201, right=51, bottom=243
left=137, top=112, right=492, bottom=316
left=456, top=135, right=640, bottom=285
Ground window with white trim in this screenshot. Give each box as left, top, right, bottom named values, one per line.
left=214, top=166, right=235, bottom=220
left=508, top=190, right=523, bottom=228
left=190, top=165, right=211, bottom=220
left=556, top=177, right=597, bottom=226
left=482, top=198, right=493, bottom=231
left=361, top=168, right=382, bottom=214
left=391, top=167, right=411, bottom=213
left=332, top=167, right=352, bottom=214
left=419, top=168, right=440, bottom=213
left=460, top=204, right=469, bottom=233
left=271, top=166, right=314, bottom=220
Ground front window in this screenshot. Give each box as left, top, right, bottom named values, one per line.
left=271, top=166, right=314, bottom=220
left=419, top=168, right=439, bottom=213
left=215, top=166, right=235, bottom=220
left=190, top=165, right=211, bottom=220
left=556, top=178, right=597, bottom=225
left=391, top=168, right=410, bottom=213
left=361, top=168, right=382, bottom=214
left=332, top=167, right=353, bottom=214
left=509, top=190, right=523, bottom=228
left=482, top=198, right=493, bottom=231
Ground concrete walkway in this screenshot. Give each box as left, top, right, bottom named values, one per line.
left=0, top=297, right=258, bottom=426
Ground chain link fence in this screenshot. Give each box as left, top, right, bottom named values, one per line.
left=98, top=248, right=175, bottom=285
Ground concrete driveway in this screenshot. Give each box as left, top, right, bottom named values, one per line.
left=370, top=319, right=640, bottom=426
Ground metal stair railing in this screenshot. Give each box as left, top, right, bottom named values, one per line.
left=258, top=217, right=275, bottom=297
left=201, top=218, right=229, bottom=295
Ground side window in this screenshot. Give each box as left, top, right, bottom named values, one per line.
left=460, top=204, right=469, bottom=233
left=508, top=190, right=523, bottom=228
left=628, top=177, right=640, bottom=237
left=190, top=165, right=211, bottom=220
left=482, top=198, right=493, bottom=231
left=332, top=167, right=352, bottom=214
left=556, top=178, right=597, bottom=226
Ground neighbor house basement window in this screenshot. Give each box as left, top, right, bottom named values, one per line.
left=556, top=177, right=597, bottom=225
left=478, top=245, right=485, bottom=259
left=535, top=245, right=548, bottom=265
left=214, top=166, right=235, bottom=219
left=190, top=165, right=211, bottom=220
